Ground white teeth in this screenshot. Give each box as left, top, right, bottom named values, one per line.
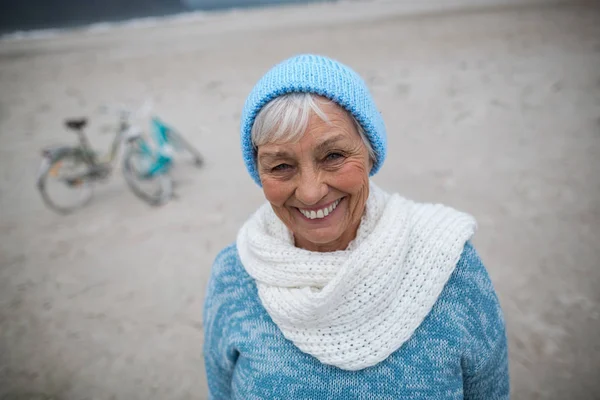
left=300, top=199, right=341, bottom=220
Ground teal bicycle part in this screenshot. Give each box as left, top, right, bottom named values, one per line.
left=122, top=117, right=203, bottom=206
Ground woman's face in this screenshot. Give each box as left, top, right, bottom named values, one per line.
left=257, top=99, right=372, bottom=252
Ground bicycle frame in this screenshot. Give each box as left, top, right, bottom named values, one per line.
left=78, top=116, right=130, bottom=167
left=106, top=116, right=131, bottom=164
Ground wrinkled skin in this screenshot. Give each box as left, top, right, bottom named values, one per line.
left=257, top=98, right=372, bottom=252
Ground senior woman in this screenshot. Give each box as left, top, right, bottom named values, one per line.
left=203, top=54, right=509, bottom=399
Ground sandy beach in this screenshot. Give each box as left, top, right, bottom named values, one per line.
left=1, top=0, right=599, bottom=398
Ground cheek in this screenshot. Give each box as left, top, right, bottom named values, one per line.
left=332, top=160, right=369, bottom=193
left=261, top=177, right=292, bottom=207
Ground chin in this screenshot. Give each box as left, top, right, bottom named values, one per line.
left=299, top=228, right=342, bottom=246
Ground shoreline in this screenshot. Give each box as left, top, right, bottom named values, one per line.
left=1, top=0, right=566, bottom=43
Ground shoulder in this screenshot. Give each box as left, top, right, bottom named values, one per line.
left=430, top=241, right=503, bottom=319
left=450, top=242, right=499, bottom=303
left=212, top=243, right=240, bottom=269
left=444, top=242, right=506, bottom=343
left=454, top=241, right=485, bottom=278
left=204, top=244, right=259, bottom=325
left=205, top=243, right=255, bottom=302
left=210, top=243, right=252, bottom=282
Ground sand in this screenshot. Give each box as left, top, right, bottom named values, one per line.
left=1, top=0, right=599, bottom=398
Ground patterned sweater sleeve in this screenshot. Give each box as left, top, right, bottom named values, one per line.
left=459, top=242, right=510, bottom=399
left=203, top=245, right=240, bottom=400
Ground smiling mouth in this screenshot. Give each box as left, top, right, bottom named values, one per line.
left=297, top=199, right=342, bottom=220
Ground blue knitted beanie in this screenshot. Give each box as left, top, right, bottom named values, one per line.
left=240, top=54, right=387, bottom=186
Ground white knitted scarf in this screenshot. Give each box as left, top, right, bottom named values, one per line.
left=237, top=183, right=476, bottom=371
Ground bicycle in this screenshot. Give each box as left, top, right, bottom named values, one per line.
left=36, top=104, right=202, bottom=214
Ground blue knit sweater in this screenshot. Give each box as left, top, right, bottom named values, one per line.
left=203, top=241, right=509, bottom=399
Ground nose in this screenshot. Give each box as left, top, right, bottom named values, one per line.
left=295, top=167, right=327, bottom=206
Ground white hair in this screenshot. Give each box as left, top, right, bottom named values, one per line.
left=251, top=92, right=376, bottom=161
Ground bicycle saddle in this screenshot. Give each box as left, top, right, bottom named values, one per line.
left=65, top=118, right=88, bottom=131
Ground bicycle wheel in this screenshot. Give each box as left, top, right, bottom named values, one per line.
left=122, top=142, right=173, bottom=206
left=37, top=151, right=94, bottom=214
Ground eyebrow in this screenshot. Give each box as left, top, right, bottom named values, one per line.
left=258, top=150, right=293, bottom=162
left=315, top=134, right=347, bottom=153
left=258, top=134, right=349, bottom=162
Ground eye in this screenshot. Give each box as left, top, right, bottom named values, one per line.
left=272, top=163, right=292, bottom=172
left=325, top=153, right=344, bottom=162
